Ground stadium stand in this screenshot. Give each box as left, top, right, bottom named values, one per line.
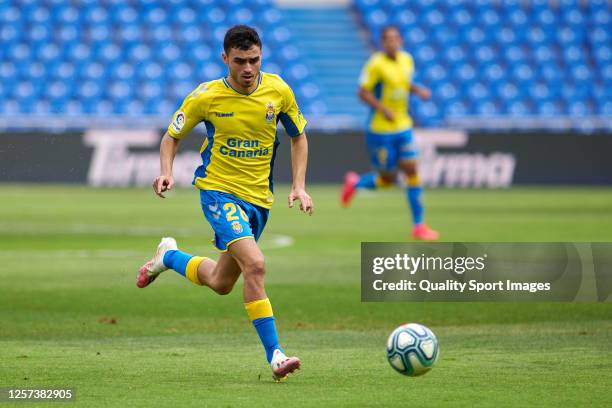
left=282, top=6, right=370, bottom=120
left=0, top=0, right=609, bottom=131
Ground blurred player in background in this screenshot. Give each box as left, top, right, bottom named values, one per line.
left=136, top=25, right=312, bottom=381
left=341, top=26, right=439, bottom=241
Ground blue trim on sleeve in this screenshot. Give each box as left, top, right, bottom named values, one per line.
left=367, top=81, right=383, bottom=128
left=193, top=120, right=215, bottom=183
left=373, top=81, right=383, bottom=99
left=278, top=112, right=301, bottom=137
left=268, top=134, right=280, bottom=193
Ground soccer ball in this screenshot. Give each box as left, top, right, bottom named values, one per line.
left=386, top=323, right=439, bottom=376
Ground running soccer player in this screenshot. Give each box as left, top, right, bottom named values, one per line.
left=136, top=25, right=312, bottom=381
left=341, top=26, right=439, bottom=241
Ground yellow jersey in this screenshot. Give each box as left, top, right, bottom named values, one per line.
left=167, top=72, right=307, bottom=209
left=359, top=50, right=415, bottom=133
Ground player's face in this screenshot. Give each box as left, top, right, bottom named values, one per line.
left=381, top=28, right=402, bottom=56
left=223, top=46, right=262, bottom=89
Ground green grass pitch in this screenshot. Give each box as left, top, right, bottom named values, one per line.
left=0, top=185, right=611, bottom=407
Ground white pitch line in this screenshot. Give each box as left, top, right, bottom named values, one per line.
left=0, top=223, right=295, bottom=250
left=0, top=232, right=293, bottom=258
left=0, top=223, right=201, bottom=236
left=260, top=233, right=294, bottom=250
left=0, top=249, right=147, bottom=258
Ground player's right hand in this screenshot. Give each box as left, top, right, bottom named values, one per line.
left=381, top=106, right=395, bottom=122
left=153, top=175, right=174, bottom=198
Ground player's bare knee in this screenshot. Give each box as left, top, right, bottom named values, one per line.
left=377, top=172, right=395, bottom=187
left=381, top=174, right=395, bottom=184
left=400, top=161, right=417, bottom=176
left=214, top=281, right=235, bottom=295
left=242, top=258, right=266, bottom=280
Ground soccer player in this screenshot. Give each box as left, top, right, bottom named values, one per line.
left=136, top=25, right=313, bottom=381
left=341, top=26, right=439, bottom=241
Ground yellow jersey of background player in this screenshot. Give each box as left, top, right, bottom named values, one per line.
left=137, top=25, right=312, bottom=382
left=360, top=49, right=414, bottom=134
left=341, top=25, right=440, bottom=241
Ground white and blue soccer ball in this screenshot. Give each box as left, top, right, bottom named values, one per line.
left=386, top=323, right=439, bottom=376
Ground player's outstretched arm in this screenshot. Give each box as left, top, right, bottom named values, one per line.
left=288, top=132, right=313, bottom=215
left=153, top=132, right=180, bottom=198
left=410, top=83, right=432, bottom=100
left=358, top=87, right=395, bottom=121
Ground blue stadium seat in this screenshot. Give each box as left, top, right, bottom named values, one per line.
left=505, top=100, right=531, bottom=116
left=483, top=63, right=505, bottom=83
left=453, top=63, right=477, bottom=82
left=445, top=100, right=469, bottom=117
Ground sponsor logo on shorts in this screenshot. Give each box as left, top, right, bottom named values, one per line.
left=231, top=221, right=243, bottom=234
left=208, top=203, right=221, bottom=219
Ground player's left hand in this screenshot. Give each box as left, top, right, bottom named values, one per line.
left=417, top=87, right=432, bottom=100
left=153, top=174, right=174, bottom=198
left=288, top=188, right=313, bottom=215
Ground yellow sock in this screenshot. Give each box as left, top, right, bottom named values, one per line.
left=185, top=256, right=206, bottom=286
left=375, top=175, right=394, bottom=188
left=245, top=298, right=274, bottom=321
left=245, top=298, right=281, bottom=363
left=407, top=174, right=420, bottom=187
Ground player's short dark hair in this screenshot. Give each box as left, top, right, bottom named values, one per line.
left=381, top=25, right=401, bottom=39
left=223, top=25, right=262, bottom=54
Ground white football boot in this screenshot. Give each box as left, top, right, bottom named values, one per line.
left=270, top=349, right=301, bottom=382
left=136, top=237, right=177, bottom=288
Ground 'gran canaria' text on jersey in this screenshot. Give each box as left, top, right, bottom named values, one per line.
left=219, top=138, right=269, bottom=158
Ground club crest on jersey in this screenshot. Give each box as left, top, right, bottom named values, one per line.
left=171, top=111, right=186, bottom=133
left=265, top=102, right=275, bottom=123
left=231, top=221, right=243, bottom=234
